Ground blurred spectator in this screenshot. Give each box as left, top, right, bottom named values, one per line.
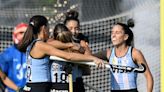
left=0, top=23, right=28, bottom=92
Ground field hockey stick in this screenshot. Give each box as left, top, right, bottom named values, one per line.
left=64, top=63, right=73, bottom=92
left=109, top=63, right=146, bottom=73
left=50, top=56, right=146, bottom=73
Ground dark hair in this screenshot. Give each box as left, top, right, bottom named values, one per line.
left=18, top=15, right=48, bottom=52
left=64, top=10, right=80, bottom=26
left=116, top=19, right=135, bottom=46
left=53, top=23, right=73, bottom=43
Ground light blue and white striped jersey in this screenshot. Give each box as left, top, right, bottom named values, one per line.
left=109, top=46, right=138, bottom=90
left=26, top=39, right=50, bottom=83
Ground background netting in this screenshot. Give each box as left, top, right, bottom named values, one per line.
left=0, top=0, right=160, bottom=92
left=0, top=26, right=13, bottom=51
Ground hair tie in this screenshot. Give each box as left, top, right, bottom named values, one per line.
left=30, top=22, right=34, bottom=26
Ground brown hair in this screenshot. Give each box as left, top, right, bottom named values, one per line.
left=64, top=10, right=80, bottom=27
left=53, top=23, right=73, bottom=43
left=116, top=19, right=135, bottom=46
left=18, top=15, right=48, bottom=52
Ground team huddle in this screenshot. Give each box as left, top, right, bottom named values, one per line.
left=0, top=10, right=153, bottom=92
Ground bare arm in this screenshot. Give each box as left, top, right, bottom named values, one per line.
left=133, top=48, right=154, bottom=92
left=93, top=50, right=108, bottom=60
left=33, top=41, right=105, bottom=67
left=80, top=40, right=92, bottom=55
left=69, top=40, right=92, bottom=75
left=0, top=70, right=18, bottom=91
left=47, top=39, right=73, bottom=49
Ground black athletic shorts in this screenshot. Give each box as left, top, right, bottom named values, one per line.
left=111, top=88, right=138, bottom=92
left=51, top=77, right=85, bottom=92
left=25, top=82, right=52, bottom=92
